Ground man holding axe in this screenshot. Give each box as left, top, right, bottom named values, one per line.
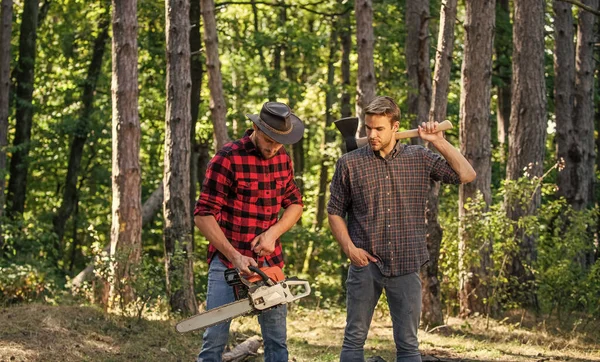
left=327, top=96, right=476, bottom=362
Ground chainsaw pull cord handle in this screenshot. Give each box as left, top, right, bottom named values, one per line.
left=248, top=266, right=274, bottom=285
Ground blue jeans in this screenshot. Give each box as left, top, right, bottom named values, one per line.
left=340, top=263, right=422, bottom=362
left=197, top=257, right=288, bottom=362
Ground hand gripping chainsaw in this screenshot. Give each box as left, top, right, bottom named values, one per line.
left=176, top=265, right=311, bottom=333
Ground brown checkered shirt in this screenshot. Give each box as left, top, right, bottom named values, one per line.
left=327, top=141, right=461, bottom=276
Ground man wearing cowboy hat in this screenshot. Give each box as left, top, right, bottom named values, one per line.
left=193, top=101, right=305, bottom=361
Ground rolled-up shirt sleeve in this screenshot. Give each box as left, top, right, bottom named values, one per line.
left=281, top=158, right=303, bottom=208
left=194, top=152, right=233, bottom=219
left=327, top=157, right=350, bottom=218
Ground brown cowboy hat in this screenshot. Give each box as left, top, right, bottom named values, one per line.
left=246, top=102, right=304, bottom=144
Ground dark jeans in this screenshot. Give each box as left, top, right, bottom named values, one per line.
left=340, top=263, right=422, bottom=362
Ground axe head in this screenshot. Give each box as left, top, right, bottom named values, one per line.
left=334, top=117, right=360, bottom=153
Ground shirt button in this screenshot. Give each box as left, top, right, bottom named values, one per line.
left=387, top=225, right=391, bottom=228
left=391, top=258, right=394, bottom=261
left=387, top=208, right=390, bottom=212
left=386, top=176, right=389, bottom=179
left=387, top=192, right=390, bottom=196
left=266, top=191, right=270, bottom=195
left=266, top=208, right=271, bottom=212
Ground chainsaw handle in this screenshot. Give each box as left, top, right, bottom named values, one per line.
left=248, top=266, right=271, bottom=283
left=284, top=280, right=311, bottom=302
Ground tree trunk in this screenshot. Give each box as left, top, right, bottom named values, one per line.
left=201, top=0, right=230, bottom=150
left=572, top=0, right=597, bottom=266
left=268, top=6, right=285, bottom=102
left=52, top=15, right=110, bottom=250
left=0, top=0, right=13, bottom=243
left=283, top=29, right=304, bottom=220
left=316, top=21, right=338, bottom=230
left=354, top=0, right=376, bottom=137
left=495, top=0, right=512, bottom=147
left=190, top=0, right=204, bottom=232
left=163, top=0, right=197, bottom=315
left=554, top=1, right=575, bottom=203
left=506, top=0, right=547, bottom=299
left=561, top=0, right=597, bottom=214
left=340, top=4, right=352, bottom=120
left=338, top=2, right=352, bottom=298
left=458, top=0, right=495, bottom=317
left=6, top=0, right=39, bottom=217
left=421, top=0, right=457, bottom=329
left=109, top=0, right=142, bottom=307
left=406, top=0, right=430, bottom=135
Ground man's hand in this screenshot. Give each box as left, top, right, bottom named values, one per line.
left=418, top=121, right=445, bottom=143
left=250, top=229, right=277, bottom=257
left=231, top=253, right=258, bottom=275
left=346, top=245, right=378, bottom=267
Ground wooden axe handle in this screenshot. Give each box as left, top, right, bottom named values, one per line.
left=395, top=120, right=453, bottom=139
left=356, top=120, right=453, bottom=149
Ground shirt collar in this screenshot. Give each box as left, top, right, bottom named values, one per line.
left=242, top=129, right=257, bottom=154
left=241, top=129, right=286, bottom=159
left=370, top=139, right=405, bottom=160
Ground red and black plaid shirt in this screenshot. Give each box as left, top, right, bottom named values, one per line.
left=327, top=141, right=460, bottom=276
left=194, top=130, right=303, bottom=268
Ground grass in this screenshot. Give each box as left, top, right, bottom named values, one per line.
left=1, top=303, right=599, bottom=361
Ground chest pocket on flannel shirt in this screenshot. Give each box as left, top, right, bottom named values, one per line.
left=234, top=178, right=259, bottom=204
left=274, top=175, right=287, bottom=205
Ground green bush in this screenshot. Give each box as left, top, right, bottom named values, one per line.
left=0, top=263, right=57, bottom=305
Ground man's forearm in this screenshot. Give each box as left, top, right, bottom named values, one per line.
left=328, top=213, right=355, bottom=256
left=268, top=204, right=303, bottom=239
left=431, top=138, right=477, bottom=183
left=194, top=215, right=240, bottom=261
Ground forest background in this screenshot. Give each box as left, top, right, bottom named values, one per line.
left=1, top=0, right=600, bottom=360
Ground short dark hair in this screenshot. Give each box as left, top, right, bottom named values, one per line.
left=364, top=96, right=401, bottom=125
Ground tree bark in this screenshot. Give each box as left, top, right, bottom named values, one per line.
left=0, top=0, right=13, bottom=242
left=340, top=4, right=352, bottom=120
left=164, top=0, right=197, bottom=315
left=406, top=0, right=430, bottom=136
left=268, top=6, right=285, bottom=102
left=560, top=0, right=597, bottom=214
left=190, top=0, right=204, bottom=232
left=283, top=27, right=304, bottom=221
left=6, top=0, right=39, bottom=217
left=554, top=1, right=575, bottom=204
left=421, top=0, right=457, bottom=329
left=354, top=0, right=376, bottom=137
left=458, top=0, right=495, bottom=317
left=109, top=0, right=142, bottom=307
left=506, top=0, right=547, bottom=298
left=338, top=1, right=352, bottom=297
left=316, top=21, right=338, bottom=230
left=201, top=0, right=230, bottom=150
left=572, top=0, right=597, bottom=266
left=52, top=15, right=110, bottom=248
left=495, top=0, right=512, bottom=146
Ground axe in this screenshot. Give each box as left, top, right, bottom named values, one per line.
left=334, top=117, right=454, bottom=152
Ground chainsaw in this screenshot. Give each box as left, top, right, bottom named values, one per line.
left=176, top=265, right=311, bottom=333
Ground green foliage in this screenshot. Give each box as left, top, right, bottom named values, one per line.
left=536, top=200, right=599, bottom=321
left=72, top=242, right=169, bottom=319
left=440, top=161, right=600, bottom=323
left=0, top=263, right=57, bottom=305
left=281, top=226, right=345, bottom=308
